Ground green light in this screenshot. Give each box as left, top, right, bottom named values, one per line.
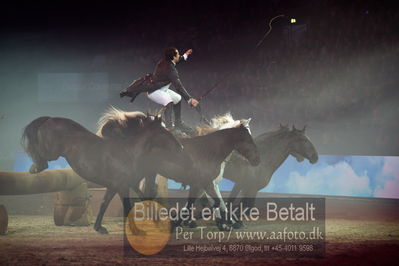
left=290, top=18, right=296, bottom=24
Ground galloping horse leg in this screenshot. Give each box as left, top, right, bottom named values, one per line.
left=227, top=183, right=244, bottom=228
left=210, top=180, right=242, bottom=229
left=186, top=186, right=207, bottom=228
left=143, top=174, right=157, bottom=200
left=118, top=188, right=146, bottom=236
left=228, top=183, right=241, bottom=204
left=199, top=193, right=214, bottom=208
left=94, top=189, right=116, bottom=234
left=131, top=184, right=145, bottom=201
left=186, top=190, right=210, bottom=224
left=29, top=153, right=49, bottom=174
left=22, top=116, right=51, bottom=174
left=172, top=186, right=202, bottom=229
left=205, top=184, right=231, bottom=231
left=232, top=186, right=258, bottom=229
left=241, top=186, right=258, bottom=209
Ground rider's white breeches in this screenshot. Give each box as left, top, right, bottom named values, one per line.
left=147, top=84, right=182, bottom=106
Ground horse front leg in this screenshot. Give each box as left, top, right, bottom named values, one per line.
left=232, top=186, right=258, bottom=229
left=184, top=190, right=209, bottom=226
left=131, top=181, right=146, bottom=201
left=186, top=187, right=202, bottom=229
left=118, top=188, right=146, bottom=236
left=28, top=152, right=49, bottom=174
left=142, top=174, right=157, bottom=200
left=240, top=186, right=258, bottom=209
left=228, top=183, right=241, bottom=204
left=173, top=186, right=202, bottom=229
left=94, top=188, right=116, bottom=234
left=205, top=183, right=232, bottom=231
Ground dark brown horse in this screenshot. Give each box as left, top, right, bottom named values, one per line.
left=21, top=115, right=192, bottom=234
left=97, top=108, right=260, bottom=230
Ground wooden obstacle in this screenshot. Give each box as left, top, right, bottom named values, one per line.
left=54, top=182, right=93, bottom=226
left=0, top=169, right=85, bottom=195
left=0, top=205, right=7, bottom=235
left=0, top=169, right=169, bottom=227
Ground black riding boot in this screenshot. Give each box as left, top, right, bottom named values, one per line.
left=173, top=101, right=194, bottom=133
left=173, top=101, right=182, bottom=124
left=163, top=102, right=174, bottom=128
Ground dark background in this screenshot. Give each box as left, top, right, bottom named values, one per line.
left=1, top=0, right=398, bottom=170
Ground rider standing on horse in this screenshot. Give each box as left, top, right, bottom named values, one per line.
left=120, top=47, right=199, bottom=131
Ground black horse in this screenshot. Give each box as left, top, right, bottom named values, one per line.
left=97, top=109, right=260, bottom=230
left=21, top=115, right=192, bottom=234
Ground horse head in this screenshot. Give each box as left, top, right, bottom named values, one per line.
left=288, top=125, right=318, bottom=164
left=239, top=118, right=252, bottom=135
left=209, top=114, right=258, bottom=165
left=234, top=123, right=260, bottom=166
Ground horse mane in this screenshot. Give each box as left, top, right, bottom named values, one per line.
left=256, top=124, right=290, bottom=139
left=96, top=108, right=246, bottom=138
left=96, top=106, right=145, bottom=137
left=254, top=125, right=291, bottom=152
left=195, top=124, right=215, bottom=136
left=196, top=112, right=240, bottom=136
left=211, top=112, right=235, bottom=127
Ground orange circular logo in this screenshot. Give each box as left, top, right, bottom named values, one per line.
left=125, top=200, right=171, bottom=255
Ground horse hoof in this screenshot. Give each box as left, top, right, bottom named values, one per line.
left=95, top=226, right=109, bottom=234
left=217, top=222, right=231, bottom=231
left=29, top=164, right=39, bottom=174
left=29, top=163, right=48, bottom=174
left=220, top=224, right=231, bottom=231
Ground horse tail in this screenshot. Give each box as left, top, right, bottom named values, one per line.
left=97, top=106, right=145, bottom=138
left=21, top=116, right=51, bottom=159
